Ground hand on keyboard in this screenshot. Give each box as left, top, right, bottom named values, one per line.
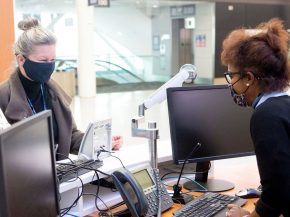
left=225, top=204, right=250, bottom=217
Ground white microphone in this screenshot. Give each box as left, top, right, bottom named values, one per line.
left=143, top=64, right=197, bottom=109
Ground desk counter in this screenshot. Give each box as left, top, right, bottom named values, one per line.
left=89, top=151, right=260, bottom=216
left=60, top=140, right=259, bottom=217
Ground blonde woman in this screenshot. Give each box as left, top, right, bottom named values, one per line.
left=0, top=18, right=122, bottom=160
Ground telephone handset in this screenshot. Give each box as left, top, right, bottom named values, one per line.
left=111, top=168, right=149, bottom=217
left=111, top=164, right=173, bottom=217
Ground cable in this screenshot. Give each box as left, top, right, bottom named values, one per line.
left=164, top=176, right=208, bottom=192
left=100, top=146, right=115, bottom=154
left=56, top=156, right=115, bottom=216
left=82, top=193, right=112, bottom=216
left=109, top=154, right=126, bottom=168
left=160, top=162, right=211, bottom=182
left=58, top=164, right=101, bottom=215
left=172, top=142, right=202, bottom=204
left=55, top=153, right=75, bottom=163
left=80, top=159, right=128, bottom=216
left=82, top=193, right=126, bottom=217
left=65, top=213, right=80, bottom=217
left=56, top=151, right=127, bottom=216
left=60, top=177, right=84, bottom=217
left=99, top=201, right=125, bottom=212
left=72, top=165, right=113, bottom=215
left=56, top=164, right=83, bottom=184
left=172, top=197, right=185, bottom=205
left=55, top=154, right=78, bottom=182
left=152, top=168, right=162, bottom=217
left=159, top=161, right=211, bottom=183
left=78, top=165, right=115, bottom=214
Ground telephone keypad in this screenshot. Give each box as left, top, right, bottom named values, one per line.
left=145, top=176, right=174, bottom=216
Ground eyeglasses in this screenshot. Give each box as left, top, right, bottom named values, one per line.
left=223, top=71, right=243, bottom=84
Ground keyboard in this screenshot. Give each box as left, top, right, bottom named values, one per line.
left=56, top=159, right=103, bottom=183
left=173, top=192, right=247, bottom=217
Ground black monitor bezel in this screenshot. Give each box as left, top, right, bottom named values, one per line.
left=0, top=110, right=60, bottom=216
left=167, top=84, right=255, bottom=165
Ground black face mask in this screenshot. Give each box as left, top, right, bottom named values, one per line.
left=228, top=79, right=250, bottom=107
left=23, top=58, right=55, bottom=83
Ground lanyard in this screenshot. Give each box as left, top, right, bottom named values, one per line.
left=27, top=84, right=47, bottom=114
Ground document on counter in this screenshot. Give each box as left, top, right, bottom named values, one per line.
left=0, top=109, right=10, bottom=131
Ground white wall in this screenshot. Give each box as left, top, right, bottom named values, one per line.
left=152, top=7, right=172, bottom=78
left=54, top=13, right=79, bottom=58
left=14, top=2, right=217, bottom=83
left=15, top=5, right=153, bottom=59
left=94, top=6, right=152, bottom=56
left=194, top=3, right=215, bottom=82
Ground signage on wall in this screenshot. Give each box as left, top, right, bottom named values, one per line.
left=88, top=0, right=110, bottom=7
left=152, top=35, right=160, bottom=51
left=170, top=5, right=195, bottom=18
left=195, top=34, right=206, bottom=47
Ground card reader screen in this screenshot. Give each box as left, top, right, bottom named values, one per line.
left=133, top=169, right=154, bottom=190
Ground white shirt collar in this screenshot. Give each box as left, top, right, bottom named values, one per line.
left=256, top=89, right=290, bottom=108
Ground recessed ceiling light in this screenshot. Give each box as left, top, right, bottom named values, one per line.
left=228, top=5, right=234, bottom=11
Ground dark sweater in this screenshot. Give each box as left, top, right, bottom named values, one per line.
left=250, top=95, right=290, bottom=217
left=18, top=71, right=59, bottom=144
left=0, top=70, right=83, bottom=160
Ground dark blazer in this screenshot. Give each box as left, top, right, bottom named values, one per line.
left=0, top=69, right=84, bottom=159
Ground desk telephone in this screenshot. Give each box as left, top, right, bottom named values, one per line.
left=111, top=164, right=173, bottom=217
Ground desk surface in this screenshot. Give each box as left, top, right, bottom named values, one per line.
left=60, top=140, right=173, bottom=216
left=87, top=154, right=260, bottom=217
left=162, top=156, right=260, bottom=216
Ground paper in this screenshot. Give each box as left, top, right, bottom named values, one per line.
left=0, top=109, right=10, bottom=131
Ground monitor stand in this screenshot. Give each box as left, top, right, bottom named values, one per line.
left=183, top=161, right=234, bottom=192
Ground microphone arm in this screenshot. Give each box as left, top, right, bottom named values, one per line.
left=131, top=64, right=197, bottom=169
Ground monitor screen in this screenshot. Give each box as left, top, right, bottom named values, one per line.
left=167, top=85, right=254, bottom=192
left=0, top=110, right=59, bottom=217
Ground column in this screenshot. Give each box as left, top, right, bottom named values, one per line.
left=76, top=0, right=96, bottom=97
left=0, top=0, right=15, bottom=82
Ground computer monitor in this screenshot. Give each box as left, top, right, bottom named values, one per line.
left=167, top=85, right=254, bottom=192
left=0, top=110, right=60, bottom=217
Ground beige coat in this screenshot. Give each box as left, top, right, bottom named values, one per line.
left=0, top=70, right=84, bottom=159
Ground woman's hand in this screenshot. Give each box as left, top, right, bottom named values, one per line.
left=226, top=204, right=250, bottom=217
left=111, top=135, right=123, bottom=150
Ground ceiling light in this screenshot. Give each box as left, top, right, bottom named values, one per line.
left=152, top=4, right=159, bottom=8
left=228, top=5, right=234, bottom=11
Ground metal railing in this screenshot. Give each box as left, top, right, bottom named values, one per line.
left=55, top=58, right=144, bottom=84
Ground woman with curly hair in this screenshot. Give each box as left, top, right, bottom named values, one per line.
left=221, top=18, right=290, bottom=217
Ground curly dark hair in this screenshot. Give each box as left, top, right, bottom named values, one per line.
left=221, top=18, right=290, bottom=92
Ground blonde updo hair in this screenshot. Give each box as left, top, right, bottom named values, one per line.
left=14, top=17, right=56, bottom=57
